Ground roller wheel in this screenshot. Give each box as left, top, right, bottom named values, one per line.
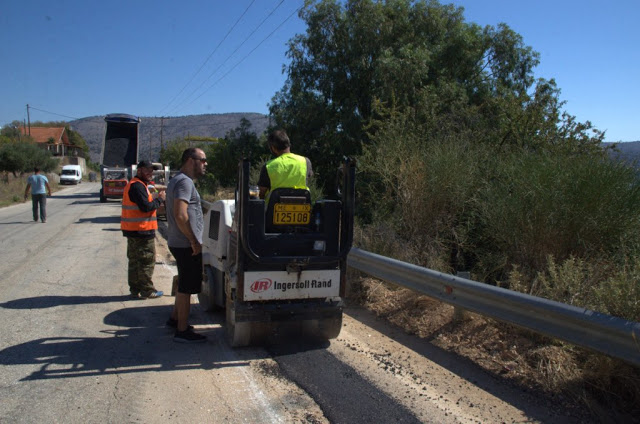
left=225, top=296, right=251, bottom=347
left=198, top=266, right=222, bottom=312
left=302, top=315, right=343, bottom=341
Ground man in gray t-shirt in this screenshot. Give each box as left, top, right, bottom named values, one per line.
left=24, top=167, right=52, bottom=223
left=166, top=173, right=203, bottom=248
left=166, top=147, right=208, bottom=343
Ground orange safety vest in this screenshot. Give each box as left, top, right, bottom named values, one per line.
left=121, top=177, right=158, bottom=231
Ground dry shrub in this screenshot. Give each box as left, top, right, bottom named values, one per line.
left=361, top=131, right=486, bottom=273
left=507, top=254, right=639, bottom=323
left=595, top=259, right=640, bottom=322
left=506, top=255, right=601, bottom=305
left=526, top=345, right=582, bottom=390
left=353, top=221, right=450, bottom=271
left=347, top=274, right=640, bottom=420
left=578, top=355, right=640, bottom=421
left=0, top=172, right=59, bottom=207
left=352, top=277, right=452, bottom=337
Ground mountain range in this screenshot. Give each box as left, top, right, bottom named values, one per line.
left=68, top=113, right=638, bottom=168
left=603, top=141, right=640, bottom=166
left=69, top=112, right=270, bottom=164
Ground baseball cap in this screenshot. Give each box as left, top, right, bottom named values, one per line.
left=137, top=160, right=154, bottom=169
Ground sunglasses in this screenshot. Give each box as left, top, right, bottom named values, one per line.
left=192, top=157, right=207, bottom=163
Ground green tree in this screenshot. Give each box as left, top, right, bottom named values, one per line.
left=65, top=126, right=90, bottom=156
left=159, top=139, right=193, bottom=169
left=1, top=121, right=23, bottom=142
left=269, top=0, right=544, bottom=187
left=158, top=139, right=221, bottom=196
left=0, top=142, right=57, bottom=176
left=208, top=118, right=266, bottom=187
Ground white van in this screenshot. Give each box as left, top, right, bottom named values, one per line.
left=60, top=164, right=83, bottom=185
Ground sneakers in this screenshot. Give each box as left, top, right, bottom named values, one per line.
left=166, top=318, right=193, bottom=331
left=140, top=290, right=163, bottom=299
left=174, top=328, right=207, bottom=343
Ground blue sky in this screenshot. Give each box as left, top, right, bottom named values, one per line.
left=1, top=0, right=638, bottom=142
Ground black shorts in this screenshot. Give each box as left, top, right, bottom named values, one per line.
left=169, top=247, right=203, bottom=294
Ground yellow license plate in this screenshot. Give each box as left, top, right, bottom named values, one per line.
left=273, top=203, right=311, bottom=225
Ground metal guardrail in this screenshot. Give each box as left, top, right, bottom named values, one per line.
left=348, top=247, right=640, bottom=367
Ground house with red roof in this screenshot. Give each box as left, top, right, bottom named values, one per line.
left=19, top=126, right=82, bottom=157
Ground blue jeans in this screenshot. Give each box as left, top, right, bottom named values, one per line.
left=31, top=193, right=47, bottom=222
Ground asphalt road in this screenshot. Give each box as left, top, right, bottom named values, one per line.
left=0, top=183, right=578, bottom=423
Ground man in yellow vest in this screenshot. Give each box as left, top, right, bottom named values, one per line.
left=121, top=160, right=166, bottom=299
left=258, top=129, right=313, bottom=204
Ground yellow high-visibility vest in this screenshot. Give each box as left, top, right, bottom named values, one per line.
left=265, top=153, right=309, bottom=204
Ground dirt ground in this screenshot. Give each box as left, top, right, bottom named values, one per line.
left=346, top=276, right=640, bottom=423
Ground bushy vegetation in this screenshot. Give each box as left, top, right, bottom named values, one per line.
left=0, top=142, right=58, bottom=176
left=0, top=120, right=93, bottom=175
left=269, top=0, right=639, bottom=413
left=270, top=0, right=638, bottom=319
left=159, top=118, right=270, bottom=197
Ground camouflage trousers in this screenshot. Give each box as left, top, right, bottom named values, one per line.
left=126, top=237, right=157, bottom=295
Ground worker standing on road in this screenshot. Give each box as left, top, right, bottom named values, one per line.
left=166, top=147, right=208, bottom=343
left=258, top=129, right=313, bottom=205
left=24, top=167, right=52, bottom=223
left=121, top=160, right=166, bottom=299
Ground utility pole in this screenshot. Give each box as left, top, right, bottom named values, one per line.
left=26, top=104, right=31, bottom=136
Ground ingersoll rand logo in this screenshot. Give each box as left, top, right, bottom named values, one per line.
left=250, top=278, right=272, bottom=293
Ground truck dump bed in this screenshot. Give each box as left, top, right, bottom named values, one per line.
left=101, top=114, right=140, bottom=168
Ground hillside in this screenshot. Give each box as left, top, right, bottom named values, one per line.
left=69, top=112, right=270, bottom=164
left=603, top=140, right=640, bottom=166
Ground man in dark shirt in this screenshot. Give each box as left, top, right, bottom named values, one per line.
left=121, top=160, right=166, bottom=299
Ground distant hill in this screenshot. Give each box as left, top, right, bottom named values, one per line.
left=603, top=141, right=640, bottom=167
left=69, top=112, right=270, bottom=164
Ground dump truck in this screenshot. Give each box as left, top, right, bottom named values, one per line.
left=199, top=158, right=356, bottom=346
left=99, top=114, right=140, bottom=203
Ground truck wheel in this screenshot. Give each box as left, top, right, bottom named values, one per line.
left=225, top=296, right=251, bottom=347
left=99, top=189, right=106, bottom=203
left=198, top=266, right=223, bottom=312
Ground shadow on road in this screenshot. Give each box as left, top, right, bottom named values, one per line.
left=0, top=295, right=130, bottom=309
left=49, top=192, right=99, bottom=200
left=340, top=306, right=581, bottom=423
left=70, top=199, right=101, bottom=205
left=0, top=303, right=245, bottom=382
left=0, top=297, right=427, bottom=423
left=76, top=216, right=121, bottom=225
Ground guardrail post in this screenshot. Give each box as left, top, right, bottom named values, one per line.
left=453, top=271, right=470, bottom=322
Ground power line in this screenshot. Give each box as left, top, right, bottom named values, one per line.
left=167, top=0, right=286, bottom=115
left=158, top=0, right=258, bottom=115
left=178, top=7, right=302, bottom=114
left=27, top=106, right=82, bottom=121
left=174, top=5, right=301, bottom=115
